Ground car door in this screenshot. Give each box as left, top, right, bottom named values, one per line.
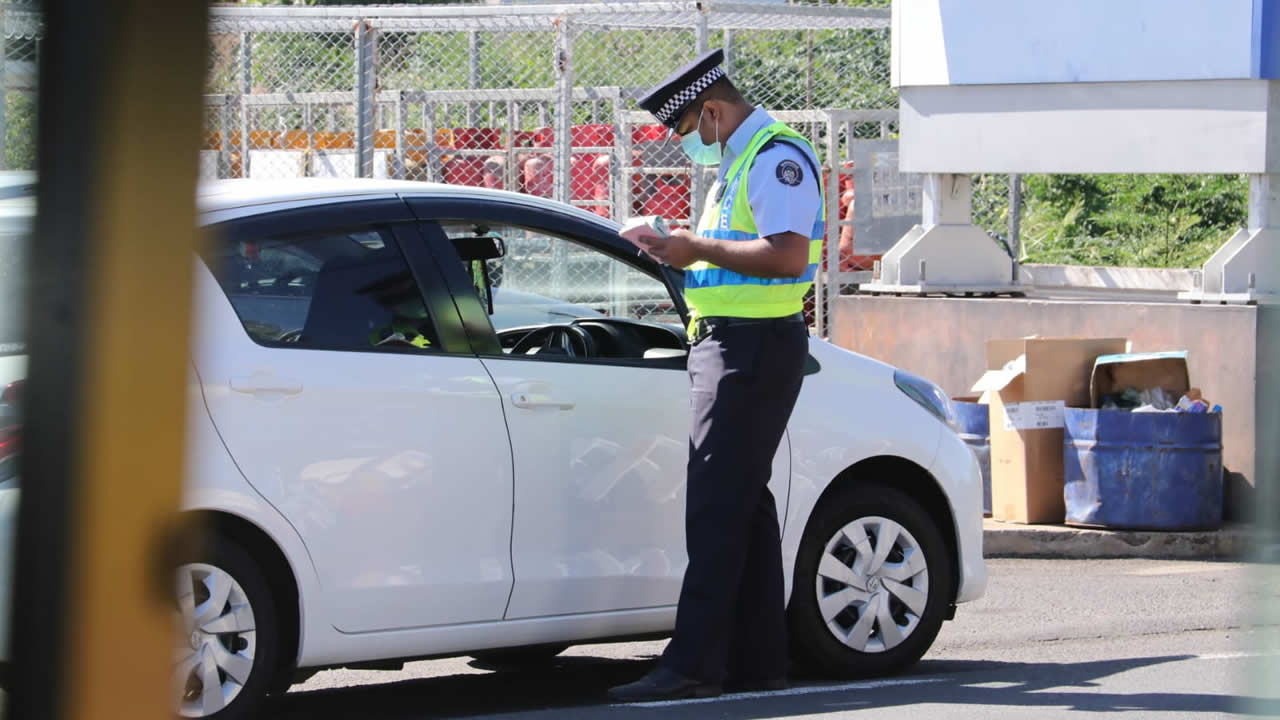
left=194, top=199, right=515, bottom=633
left=407, top=195, right=790, bottom=620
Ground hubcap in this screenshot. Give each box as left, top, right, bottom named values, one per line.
left=814, top=516, right=929, bottom=654
left=174, top=563, right=257, bottom=717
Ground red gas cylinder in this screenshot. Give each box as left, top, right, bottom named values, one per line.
left=452, top=127, right=503, bottom=150
left=443, top=157, right=485, bottom=187
left=482, top=155, right=505, bottom=190
left=589, top=154, right=612, bottom=218
left=521, top=153, right=553, bottom=198
left=572, top=123, right=615, bottom=148
left=643, top=176, right=691, bottom=223
left=570, top=154, right=597, bottom=201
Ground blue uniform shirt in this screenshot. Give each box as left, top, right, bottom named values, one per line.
left=718, top=107, right=822, bottom=239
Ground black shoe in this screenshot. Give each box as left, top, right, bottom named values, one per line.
left=724, top=676, right=789, bottom=693
left=607, top=666, right=722, bottom=702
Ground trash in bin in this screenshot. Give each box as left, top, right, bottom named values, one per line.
left=1064, top=349, right=1225, bottom=531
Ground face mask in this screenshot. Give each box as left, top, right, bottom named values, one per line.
left=679, top=107, right=721, bottom=166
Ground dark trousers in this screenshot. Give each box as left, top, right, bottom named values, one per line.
left=661, top=315, right=808, bottom=684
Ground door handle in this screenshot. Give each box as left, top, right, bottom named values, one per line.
left=511, top=392, right=574, bottom=410
left=230, top=375, right=303, bottom=395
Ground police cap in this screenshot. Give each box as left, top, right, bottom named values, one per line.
left=637, top=48, right=726, bottom=129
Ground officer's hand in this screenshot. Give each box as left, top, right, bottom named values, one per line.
left=637, top=228, right=701, bottom=268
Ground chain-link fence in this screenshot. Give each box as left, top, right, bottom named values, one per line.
left=0, top=1, right=1020, bottom=333
left=1, top=2, right=40, bottom=172
left=199, top=2, right=919, bottom=330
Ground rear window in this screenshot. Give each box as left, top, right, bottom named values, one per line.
left=208, top=228, right=441, bottom=353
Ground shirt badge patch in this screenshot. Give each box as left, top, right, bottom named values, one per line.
left=776, top=159, right=803, bottom=187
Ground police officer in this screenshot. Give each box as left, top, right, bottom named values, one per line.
left=609, top=49, right=824, bottom=702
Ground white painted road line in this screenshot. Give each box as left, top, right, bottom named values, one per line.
left=1197, top=651, right=1280, bottom=661
left=611, top=677, right=948, bottom=708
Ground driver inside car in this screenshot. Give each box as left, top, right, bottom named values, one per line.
left=369, top=298, right=433, bottom=350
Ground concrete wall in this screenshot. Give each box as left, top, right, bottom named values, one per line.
left=898, top=80, right=1279, bottom=174
left=890, top=0, right=1271, bottom=86
left=831, top=296, right=1262, bottom=511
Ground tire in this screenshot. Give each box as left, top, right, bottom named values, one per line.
left=174, top=536, right=280, bottom=720
left=469, top=643, right=570, bottom=667
left=788, top=483, right=953, bottom=679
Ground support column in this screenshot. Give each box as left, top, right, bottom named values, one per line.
left=861, top=173, right=1016, bottom=294
left=1182, top=173, right=1280, bottom=304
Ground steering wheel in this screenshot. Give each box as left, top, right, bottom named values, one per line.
left=275, top=328, right=304, bottom=344
left=509, top=324, right=596, bottom=358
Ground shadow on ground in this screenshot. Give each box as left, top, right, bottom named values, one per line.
left=269, top=652, right=1277, bottom=719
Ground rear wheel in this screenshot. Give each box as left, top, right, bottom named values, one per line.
left=174, top=537, right=279, bottom=720
left=788, top=483, right=952, bottom=678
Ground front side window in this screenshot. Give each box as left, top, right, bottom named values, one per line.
left=210, top=228, right=439, bottom=353
left=442, top=222, right=680, bottom=332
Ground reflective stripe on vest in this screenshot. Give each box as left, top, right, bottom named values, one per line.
left=684, top=122, right=825, bottom=329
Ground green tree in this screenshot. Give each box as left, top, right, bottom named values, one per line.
left=1020, top=174, right=1247, bottom=268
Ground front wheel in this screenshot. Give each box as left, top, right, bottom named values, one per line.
left=788, top=483, right=953, bottom=678
left=174, top=537, right=280, bottom=720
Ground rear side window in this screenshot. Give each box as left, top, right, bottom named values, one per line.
left=209, top=228, right=440, bottom=353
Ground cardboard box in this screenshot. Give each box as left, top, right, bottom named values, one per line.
left=1089, top=351, right=1191, bottom=409
left=972, top=337, right=1130, bottom=524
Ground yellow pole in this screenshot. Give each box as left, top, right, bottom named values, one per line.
left=8, top=2, right=208, bottom=719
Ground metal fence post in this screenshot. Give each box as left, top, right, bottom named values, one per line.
left=0, top=6, right=7, bottom=171
left=611, top=93, right=624, bottom=221
left=467, top=30, right=480, bottom=127
left=1009, top=172, right=1022, bottom=280
left=618, top=109, right=633, bottom=224
left=394, top=90, right=406, bottom=179
left=805, top=30, right=814, bottom=111
left=355, top=19, right=376, bottom=179
left=822, top=113, right=841, bottom=337
left=424, top=99, right=438, bottom=183
left=553, top=18, right=573, bottom=204
left=506, top=100, right=517, bottom=192
left=238, top=30, right=251, bottom=178
left=723, top=29, right=734, bottom=74
left=690, top=9, right=709, bottom=224
left=218, top=95, right=232, bottom=179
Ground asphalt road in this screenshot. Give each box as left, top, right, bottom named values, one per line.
left=269, top=559, right=1280, bottom=719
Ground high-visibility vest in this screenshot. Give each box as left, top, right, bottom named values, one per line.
left=684, top=121, right=825, bottom=330
left=370, top=320, right=432, bottom=349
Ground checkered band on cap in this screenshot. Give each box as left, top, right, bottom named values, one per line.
left=654, top=66, right=725, bottom=126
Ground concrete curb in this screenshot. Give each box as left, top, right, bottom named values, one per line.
left=982, top=519, right=1280, bottom=560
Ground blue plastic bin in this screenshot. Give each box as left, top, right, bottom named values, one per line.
left=953, top=401, right=992, bottom=516
left=1063, top=407, right=1224, bottom=531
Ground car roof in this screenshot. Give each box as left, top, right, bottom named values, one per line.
left=196, top=178, right=622, bottom=229
left=0, top=176, right=624, bottom=231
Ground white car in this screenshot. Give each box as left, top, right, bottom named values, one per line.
left=1, top=178, right=986, bottom=719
